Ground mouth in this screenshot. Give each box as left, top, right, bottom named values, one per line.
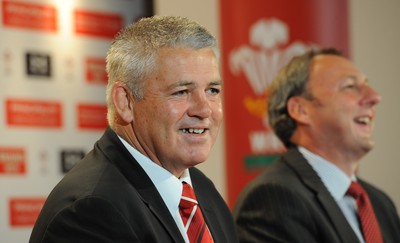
left=355, top=116, right=372, bottom=125
left=179, top=128, right=207, bottom=134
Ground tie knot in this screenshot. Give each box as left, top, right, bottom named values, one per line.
left=180, top=183, right=198, bottom=209
left=347, top=181, right=365, bottom=199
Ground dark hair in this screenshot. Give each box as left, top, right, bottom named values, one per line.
left=267, top=48, right=342, bottom=147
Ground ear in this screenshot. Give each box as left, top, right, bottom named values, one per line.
left=287, top=96, right=310, bottom=125
left=112, top=82, right=134, bottom=125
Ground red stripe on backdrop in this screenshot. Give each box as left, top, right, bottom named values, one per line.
left=220, top=0, right=349, bottom=207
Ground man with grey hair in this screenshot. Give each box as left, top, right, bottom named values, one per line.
left=29, top=16, right=238, bottom=243
left=234, top=48, right=400, bottom=242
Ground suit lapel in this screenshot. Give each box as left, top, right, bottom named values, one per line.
left=98, top=128, right=185, bottom=243
left=192, top=180, right=224, bottom=242
left=285, top=148, right=360, bottom=243
left=136, top=186, right=186, bottom=243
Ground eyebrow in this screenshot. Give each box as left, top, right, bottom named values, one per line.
left=167, top=80, right=222, bottom=89
left=210, top=80, right=223, bottom=86
left=345, top=75, right=369, bottom=84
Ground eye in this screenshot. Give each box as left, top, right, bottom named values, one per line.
left=340, top=77, right=357, bottom=90
left=345, top=83, right=355, bottom=89
left=207, top=87, right=221, bottom=95
left=173, top=89, right=189, bottom=96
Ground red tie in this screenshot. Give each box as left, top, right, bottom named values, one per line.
left=179, top=182, right=213, bottom=243
left=347, top=181, right=384, bottom=243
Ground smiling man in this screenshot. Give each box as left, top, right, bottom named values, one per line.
left=29, top=16, right=238, bottom=243
left=234, top=48, right=400, bottom=243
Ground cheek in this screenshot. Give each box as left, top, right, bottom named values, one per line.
left=155, top=103, right=188, bottom=131
left=164, top=103, right=185, bottom=120
left=213, top=102, right=223, bottom=121
left=208, top=110, right=223, bottom=134
left=215, top=109, right=223, bottom=125
left=134, top=101, right=160, bottom=124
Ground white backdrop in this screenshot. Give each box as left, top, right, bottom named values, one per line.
left=0, top=0, right=148, bottom=242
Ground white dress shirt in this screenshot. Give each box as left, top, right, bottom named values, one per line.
left=298, top=146, right=365, bottom=243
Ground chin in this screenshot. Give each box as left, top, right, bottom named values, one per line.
left=362, top=142, right=374, bottom=153
left=185, top=156, right=208, bottom=166
left=185, top=149, right=210, bottom=162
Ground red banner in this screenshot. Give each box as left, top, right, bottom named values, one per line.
left=220, top=0, right=349, bottom=207
left=74, top=9, right=123, bottom=39
left=6, top=98, right=62, bottom=128
left=2, top=1, right=57, bottom=32
left=9, top=198, right=46, bottom=227
left=77, top=103, right=108, bottom=130
left=85, top=57, right=108, bottom=84
left=0, top=147, right=26, bottom=175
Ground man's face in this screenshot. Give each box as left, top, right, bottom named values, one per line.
left=132, top=47, right=223, bottom=176
left=305, top=55, right=381, bottom=159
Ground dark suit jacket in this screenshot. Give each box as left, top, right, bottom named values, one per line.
left=233, top=148, right=400, bottom=243
left=29, top=127, right=239, bottom=243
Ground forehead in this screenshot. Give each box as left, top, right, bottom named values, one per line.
left=155, top=47, right=219, bottom=76
left=309, top=54, right=365, bottom=87
left=144, top=47, right=220, bottom=89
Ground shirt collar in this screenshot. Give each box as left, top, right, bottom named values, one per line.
left=117, top=135, right=191, bottom=217
left=298, top=146, right=353, bottom=201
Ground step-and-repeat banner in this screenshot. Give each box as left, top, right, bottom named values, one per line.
left=0, top=0, right=150, bottom=241
left=220, top=0, right=350, bottom=207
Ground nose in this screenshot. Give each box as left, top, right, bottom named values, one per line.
left=188, top=92, right=212, bottom=119
left=362, top=85, right=381, bottom=107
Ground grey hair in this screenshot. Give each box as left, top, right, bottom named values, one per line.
left=105, top=15, right=219, bottom=128
left=268, top=48, right=342, bottom=147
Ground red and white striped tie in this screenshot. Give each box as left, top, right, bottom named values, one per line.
left=347, top=181, right=384, bottom=243
left=179, top=182, right=213, bottom=243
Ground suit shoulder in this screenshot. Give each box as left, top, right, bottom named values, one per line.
left=31, top=196, right=138, bottom=242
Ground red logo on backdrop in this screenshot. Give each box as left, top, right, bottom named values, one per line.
left=2, top=0, right=57, bottom=32
left=0, top=147, right=26, bottom=175
left=220, top=0, right=349, bottom=207
left=229, top=18, right=315, bottom=155
left=86, top=57, right=108, bottom=85
left=74, top=9, right=123, bottom=39
left=9, top=198, right=46, bottom=227
left=77, top=103, right=107, bottom=130
left=6, top=98, right=62, bottom=128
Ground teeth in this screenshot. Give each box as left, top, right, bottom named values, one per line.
left=180, top=128, right=205, bottom=134
left=356, top=117, right=370, bottom=124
